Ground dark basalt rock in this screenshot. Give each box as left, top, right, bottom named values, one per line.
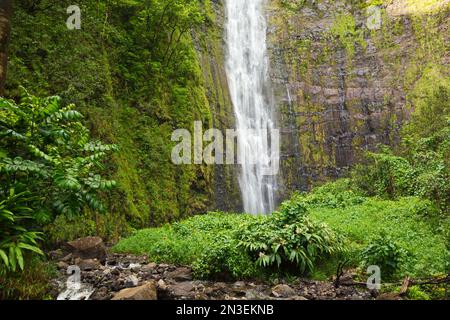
left=66, top=236, right=107, bottom=262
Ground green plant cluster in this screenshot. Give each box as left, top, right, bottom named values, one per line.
left=0, top=190, right=43, bottom=273
left=239, top=201, right=343, bottom=273
left=114, top=202, right=344, bottom=279
left=5, top=0, right=222, bottom=235
left=329, top=13, right=367, bottom=58
left=305, top=182, right=448, bottom=278
left=0, top=256, right=56, bottom=300
left=353, top=85, right=449, bottom=211
left=113, top=213, right=258, bottom=278
left=361, top=234, right=407, bottom=279
left=0, top=90, right=117, bottom=272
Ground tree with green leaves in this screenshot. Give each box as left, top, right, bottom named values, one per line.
left=0, top=88, right=118, bottom=272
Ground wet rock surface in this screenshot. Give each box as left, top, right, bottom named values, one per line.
left=66, top=236, right=107, bottom=262
left=266, top=0, right=449, bottom=194
left=52, top=252, right=373, bottom=300
left=112, top=281, right=158, bottom=300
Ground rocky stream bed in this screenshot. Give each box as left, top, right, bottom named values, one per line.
left=50, top=237, right=374, bottom=301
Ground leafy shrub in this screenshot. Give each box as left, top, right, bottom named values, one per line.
left=298, top=179, right=366, bottom=209
left=192, top=234, right=257, bottom=280
left=352, top=86, right=449, bottom=210
left=0, top=256, right=56, bottom=300
left=44, top=214, right=97, bottom=245
left=114, top=213, right=253, bottom=266
left=361, top=234, right=407, bottom=278
left=0, top=89, right=118, bottom=272
left=353, top=148, right=415, bottom=199
left=239, top=201, right=343, bottom=274
left=310, top=194, right=448, bottom=278
left=115, top=209, right=342, bottom=279
left=406, top=286, right=431, bottom=300
left=0, top=89, right=118, bottom=219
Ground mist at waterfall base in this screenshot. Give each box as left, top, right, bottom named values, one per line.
left=225, top=0, right=278, bottom=215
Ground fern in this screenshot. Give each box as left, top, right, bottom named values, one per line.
left=0, top=189, right=43, bottom=272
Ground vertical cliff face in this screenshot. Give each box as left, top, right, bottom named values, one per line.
left=4, top=0, right=448, bottom=227
left=194, top=0, right=242, bottom=212
left=5, top=0, right=241, bottom=233
left=267, top=0, right=449, bottom=195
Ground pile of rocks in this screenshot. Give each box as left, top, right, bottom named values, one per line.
left=50, top=237, right=373, bottom=301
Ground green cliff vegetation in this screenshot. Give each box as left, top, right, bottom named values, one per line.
left=0, top=0, right=233, bottom=299
left=4, top=0, right=232, bottom=241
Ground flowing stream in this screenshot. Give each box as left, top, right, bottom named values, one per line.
left=225, top=0, right=278, bottom=214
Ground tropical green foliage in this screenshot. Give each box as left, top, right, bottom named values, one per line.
left=6, top=0, right=217, bottom=229
left=353, top=85, right=449, bottom=211
left=361, top=234, right=407, bottom=279
left=192, top=233, right=257, bottom=279
left=113, top=213, right=259, bottom=278
left=239, top=201, right=343, bottom=273
left=0, top=256, right=56, bottom=300
left=0, top=190, right=43, bottom=272
left=114, top=204, right=343, bottom=279
left=306, top=184, right=448, bottom=278
left=0, top=90, right=117, bottom=271
left=0, top=89, right=118, bottom=219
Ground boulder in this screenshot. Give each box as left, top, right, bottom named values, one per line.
left=157, top=279, right=168, bottom=291
left=141, top=262, right=157, bottom=273
left=76, top=258, right=101, bottom=271
left=271, top=284, right=296, bottom=298
left=67, top=236, right=106, bottom=262
left=91, top=287, right=111, bottom=300
left=57, top=261, right=69, bottom=270
left=166, top=267, right=192, bottom=281
left=245, top=289, right=269, bottom=300
left=169, top=281, right=195, bottom=298
left=124, top=275, right=139, bottom=288
left=111, top=281, right=157, bottom=300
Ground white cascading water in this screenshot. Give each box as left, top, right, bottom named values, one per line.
left=225, top=0, right=277, bottom=214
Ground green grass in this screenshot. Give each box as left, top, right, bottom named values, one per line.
left=310, top=197, right=448, bottom=277
left=300, top=181, right=449, bottom=278
left=113, top=213, right=254, bottom=266
left=114, top=180, right=449, bottom=280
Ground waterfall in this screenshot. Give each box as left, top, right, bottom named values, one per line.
left=225, top=0, right=278, bottom=214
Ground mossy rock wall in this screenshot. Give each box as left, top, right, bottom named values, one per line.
left=5, top=0, right=240, bottom=238
left=268, top=0, right=449, bottom=197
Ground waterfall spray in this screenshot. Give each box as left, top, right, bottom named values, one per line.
left=225, top=0, right=278, bottom=214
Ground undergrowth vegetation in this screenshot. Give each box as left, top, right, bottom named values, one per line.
left=114, top=204, right=344, bottom=280
left=0, top=91, right=117, bottom=292
left=114, top=180, right=448, bottom=281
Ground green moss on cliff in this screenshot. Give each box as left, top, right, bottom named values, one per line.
left=5, top=0, right=233, bottom=240
left=330, top=13, right=366, bottom=58
left=270, top=0, right=449, bottom=192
